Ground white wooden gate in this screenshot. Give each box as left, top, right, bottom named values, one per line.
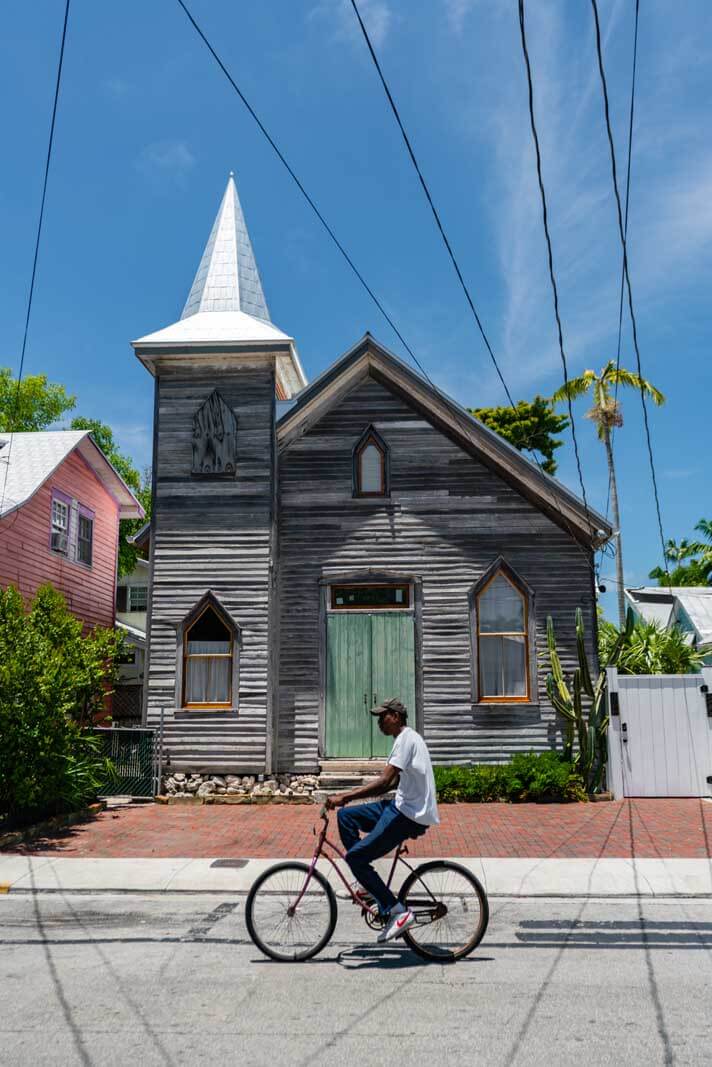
left=607, top=667, right=712, bottom=798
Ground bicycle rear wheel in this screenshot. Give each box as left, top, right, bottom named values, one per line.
left=245, top=862, right=337, bottom=962
left=399, top=860, right=489, bottom=962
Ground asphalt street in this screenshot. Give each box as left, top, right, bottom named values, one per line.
left=2, top=892, right=711, bottom=1066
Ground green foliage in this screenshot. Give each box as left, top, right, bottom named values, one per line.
left=546, top=607, right=632, bottom=793
left=434, top=752, right=586, bottom=803
left=70, top=416, right=151, bottom=576
left=0, top=584, right=122, bottom=822
left=648, top=520, right=712, bottom=587
left=598, top=616, right=708, bottom=675
left=0, top=367, right=76, bottom=431
left=470, top=395, right=569, bottom=475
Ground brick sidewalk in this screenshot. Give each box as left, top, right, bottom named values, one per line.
left=6, top=799, right=712, bottom=859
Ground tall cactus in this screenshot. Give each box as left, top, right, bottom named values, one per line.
left=546, top=608, right=633, bottom=793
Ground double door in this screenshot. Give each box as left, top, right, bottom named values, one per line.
left=325, top=612, right=416, bottom=758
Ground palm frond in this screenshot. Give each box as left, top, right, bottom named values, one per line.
left=611, top=367, right=665, bottom=405
left=551, top=371, right=597, bottom=404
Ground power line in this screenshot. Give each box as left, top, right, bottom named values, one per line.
left=174, top=0, right=432, bottom=384
left=603, top=0, right=640, bottom=527
left=516, top=0, right=592, bottom=520
left=588, top=0, right=671, bottom=587
left=349, top=0, right=516, bottom=408
left=348, top=0, right=602, bottom=577
left=177, top=0, right=602, bottom=573
left=0, top=0, right=71, bottom=519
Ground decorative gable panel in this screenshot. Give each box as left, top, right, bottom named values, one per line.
left=191, top=391, right=238, bottom=477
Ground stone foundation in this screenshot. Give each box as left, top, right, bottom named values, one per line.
left=162, top=772, right=321, bottom=799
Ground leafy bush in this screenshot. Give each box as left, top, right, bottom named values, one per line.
left=434, top=752, right=586, bottom=803
left=0, top=584, right=122, bottom=824
left=598, top=616, right=708, bottom=675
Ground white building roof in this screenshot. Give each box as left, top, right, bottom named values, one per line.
left=133, top=309, right=293, bottom=348
left=132, top=173, right=307, bottom=398
left=0, top=431, right=144, bottom=520
left=625, top=586, right=712, bottom=646
left=676, top=592, right=712, bottom=647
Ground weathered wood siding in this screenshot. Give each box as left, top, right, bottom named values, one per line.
left=277, top=374, right=597, bottom=771
left=0, top=448, right=119, bottom=629
left=145, top=359, right=276, bottom=772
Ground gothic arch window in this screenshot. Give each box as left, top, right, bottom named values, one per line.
left=354, top=426, right=389, bottom=497
left=471, top=563, right=532, bottom=703
left=179, top=595, right=240, bottom=709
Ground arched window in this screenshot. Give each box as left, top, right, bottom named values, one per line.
left=476, top=569, right=530, bottom=702
left=354, top=427, right=388, bottom=497
left=183, top=603, right=235, bottom=708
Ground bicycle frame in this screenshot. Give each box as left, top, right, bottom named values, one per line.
left=289, top=809, right=420, bottom=918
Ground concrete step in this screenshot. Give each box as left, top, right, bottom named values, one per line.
left=319, top=760, right=387, bottom=775
left=317, top=773, right=383, bottom=790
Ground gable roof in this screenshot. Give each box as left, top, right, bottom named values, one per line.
left=0, top=431, right=144, bottom=520
left=677, top=592, right=712, bottom=647
left=626, top=585, right=712, bottom=646
left=277, top=334, right=613, bottom=548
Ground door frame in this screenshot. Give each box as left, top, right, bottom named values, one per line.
left=318, top=569, right=423, bottom=758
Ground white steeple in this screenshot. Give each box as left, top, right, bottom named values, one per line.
left=132, top=172, right=307, bottom=398
left=181, top=173, right=271, bottom=323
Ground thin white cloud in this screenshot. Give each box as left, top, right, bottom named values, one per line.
left=442, top=0, right=712, bottom=402
left=102, top=77, right=132, bottom=100
left=134, top=140, right=196, bottom=188
left=308, top=0, right=392, bottom=50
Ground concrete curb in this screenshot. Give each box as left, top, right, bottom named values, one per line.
left=1, top=856, right=710, bottom=897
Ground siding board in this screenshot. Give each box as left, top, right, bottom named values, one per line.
left=277, top=375, right=596, bottom=771
left=144, top=362, right=275, bottom=772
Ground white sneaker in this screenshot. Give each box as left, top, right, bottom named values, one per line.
left=377, top=904, right=415, bottom=943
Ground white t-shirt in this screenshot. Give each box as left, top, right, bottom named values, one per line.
left=388, top=726, right=440, bottom=827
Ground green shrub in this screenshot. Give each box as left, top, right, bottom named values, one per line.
left=598, top=615, right=708, bottom=675
left=434, top=752, right=586, bottom=804
left=0, top=584, right=122, bottom=824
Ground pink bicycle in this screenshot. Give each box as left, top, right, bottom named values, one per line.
left=245, top=805, right=489, bottom=963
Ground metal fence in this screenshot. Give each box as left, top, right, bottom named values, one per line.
left=96, top=727, right=157, bottom=798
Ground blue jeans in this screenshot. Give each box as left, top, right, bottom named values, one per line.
left=337, top=799, right=427, bottom=915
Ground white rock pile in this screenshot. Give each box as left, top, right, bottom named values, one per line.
left=162, top=771, right=321, bottom=800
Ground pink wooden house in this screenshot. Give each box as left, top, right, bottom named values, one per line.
left=0, top=431, right=143, bottom=629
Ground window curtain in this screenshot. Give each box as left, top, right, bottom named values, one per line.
left=185, top=640, right=231, bottom=704
left=479, top=636, right=527, bottom=697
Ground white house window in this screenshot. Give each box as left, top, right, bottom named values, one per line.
left=128, top=585, right=148, bottom=611
left=476, top=571, right=529, bottom=702
left=77, top=513, right=93, bottom=566
left=51, top=497, right=69, bottom=555
left=354, top=428, right=388, bottom=497
left=183, top=605, right=233, bottom=708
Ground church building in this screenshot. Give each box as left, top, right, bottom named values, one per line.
left=133, top=174, right=611, bottom=776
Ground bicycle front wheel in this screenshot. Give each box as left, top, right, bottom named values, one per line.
left=399, top=860, right=489, bottom=962
left=245, top=861, right=337, bottom=962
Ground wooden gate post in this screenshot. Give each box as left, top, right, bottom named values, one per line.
left=605, top=667, right=624, bottom=799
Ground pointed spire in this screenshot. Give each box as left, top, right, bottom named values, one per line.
left=181, top=173, right=271, bottom=324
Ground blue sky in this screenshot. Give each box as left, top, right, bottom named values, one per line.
left=1, top=1, right=710, bottom=620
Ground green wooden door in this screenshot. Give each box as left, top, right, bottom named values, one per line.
left=326, top=613, right=371, bottom=757
left=370, top=613, right=416, bottom=757
left=325, top=611, right=415, bottom=758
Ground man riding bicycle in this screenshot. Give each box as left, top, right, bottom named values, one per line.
left=326, top=697, right=440, bottom=943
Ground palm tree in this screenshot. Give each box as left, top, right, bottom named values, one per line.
left=649, top=520, right=712, bottom=587
left=552, top=360, right=665, bottom=627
